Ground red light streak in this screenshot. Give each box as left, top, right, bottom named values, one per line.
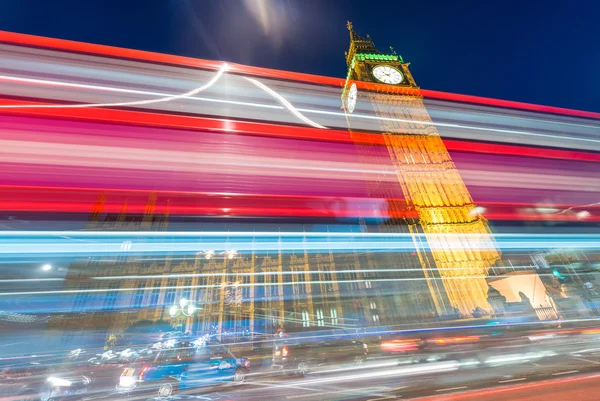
left=410, top=372, right=600, bottom=401
left=0, top=185, right=598, bottom=221
left=1, top=30, right=598, bottom=120
left=1, top=97, right=599, bottom=164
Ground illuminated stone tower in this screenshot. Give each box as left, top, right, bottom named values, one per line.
left=342, top=22, right=501, bottom=316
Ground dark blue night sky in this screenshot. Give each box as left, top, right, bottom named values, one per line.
left=0, top=0, right=598, bottom=111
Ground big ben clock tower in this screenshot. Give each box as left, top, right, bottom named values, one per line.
left=343, top=22, right=501, bottom=317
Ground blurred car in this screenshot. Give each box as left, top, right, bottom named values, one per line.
left=0, top=354, right=91, bottom=401
left=116, top=337, right=250, bottom=398
left=83, top=348, right=154, bottom=395
left=272, top=336, right=368, bottom=376
left=378, top=337, right=425, bottom=362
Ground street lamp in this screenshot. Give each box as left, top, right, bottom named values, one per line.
left=169, top=298, right=202, bottom=333
left=169, top=298, right=201, bottom=318
left=42, top=264, right=52, bottom=271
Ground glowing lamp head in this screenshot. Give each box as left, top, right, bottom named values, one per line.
left=179, top=298, right=188, bottom=308
left=169, top=306, right=178, bottom=317
left=42, top=264, right=52, bottom=271
left=186, top=304, right=196, bottom=315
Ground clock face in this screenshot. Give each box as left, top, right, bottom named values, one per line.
left=347, top=83, right=357, bottom=113
left=372, top=65, right=404, bottom=85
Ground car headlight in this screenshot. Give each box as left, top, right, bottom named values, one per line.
left=47, top=377, right=72, bottom=387
left=119, top=376, right=136, bottom=387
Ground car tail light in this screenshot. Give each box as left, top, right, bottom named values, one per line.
left=282, top=347, right=288, bottom=357
left=139, top=367, right=149, bottom=380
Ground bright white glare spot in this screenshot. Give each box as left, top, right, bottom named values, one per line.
left=119, top=376, right=135, bottom=388
left=42, top=264, right=52, bottom=271
left=226, top=250, right=238, bottom=259
left=470, top=206, right=486, bottom=216
left=536, top=207, right=560, bottom=214
left=169, top=306, right=178, bottom=317
left=577, top=211, right=591, bottom=220
left=204, top=250, right=215, bottom=260
left=187, top=304, right=196, bottom=315
left=179, top=298, right=188, bottom=308
left=47, top=377, right=72, bottom=387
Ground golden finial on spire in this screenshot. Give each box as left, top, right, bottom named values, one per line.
left=346, top=21, right=353, bottom=31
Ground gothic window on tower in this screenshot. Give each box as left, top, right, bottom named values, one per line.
left=370, top=301, right=377, bottom=310
left=372, top=314, right=380, bottom=323
left=330, top=307, right=339, bottom=325
left=365, top=281, right=372, bottom=289
left=316, top=308, right=325, bottom=327
left=301, top=309, right=311, bottom=327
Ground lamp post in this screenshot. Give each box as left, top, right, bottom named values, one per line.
left=169, top=298, right=201, bottom=332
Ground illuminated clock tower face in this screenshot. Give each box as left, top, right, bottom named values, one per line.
left=347, top=83, right=358, bottom=113
left=372, top=65, right=404, bottom=85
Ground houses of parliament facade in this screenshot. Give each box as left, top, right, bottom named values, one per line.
left=52, top=24, right=502, bottom=346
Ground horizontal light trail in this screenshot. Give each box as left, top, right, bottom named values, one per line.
left=0, top=73, right=283, bottom=110
left=88, top=265, right=540, bottom=281
left=0, top=64, right=229, bottom=109
left=1, top=185, right=597, bottom=221
left=2, top=96, right=600, bottom=166
left=5, top=230, right=600, bottom=238
left=1, top=30, right=599, bottom=121
left=1, top=73, right=599, bottom=148
left=0, top=275, right=556, bottom=297
left=0, top=232, right=598, bottom=256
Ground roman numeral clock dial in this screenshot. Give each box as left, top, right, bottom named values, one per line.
left=372, top=65, right=404, bottom=85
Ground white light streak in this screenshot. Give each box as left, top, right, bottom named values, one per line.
left=1, top=72, right=598, bottom=148
left=0, top=64, right=229, bottom=109
left=244, top=77, right=327, bottom=129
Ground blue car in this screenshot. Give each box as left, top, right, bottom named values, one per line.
left=116, top=338, right=250, bottom=398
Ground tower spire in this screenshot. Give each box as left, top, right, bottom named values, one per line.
left=345, top=23, right=380, bottom=66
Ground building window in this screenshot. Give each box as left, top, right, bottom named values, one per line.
left=182, top=278, right=192, bottom=301
left=346, top=272, right=359, bottom=291
left=301, top=309, right=310, bottom=327
left=365, top=281, right=372, bottom=289
left=323, top=271, right=334, bottom=292
left=330, top=307, right=338, bottom=325
left=370, top=301, right=377, bottom=310
left=74, top=284, right=91, bottom=312
left=242, top=274, right=251, bottom=301
left=165, top=279, right=177, bottom=306
left=372, top=314, right=380, bottom=323
left=149, top=280, right=161, bottom=308
left=132, top=282, right=146, bottom=309
left=316, top=308, right=324, bottom=327
left=103, top=282, right=119, bottom=310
